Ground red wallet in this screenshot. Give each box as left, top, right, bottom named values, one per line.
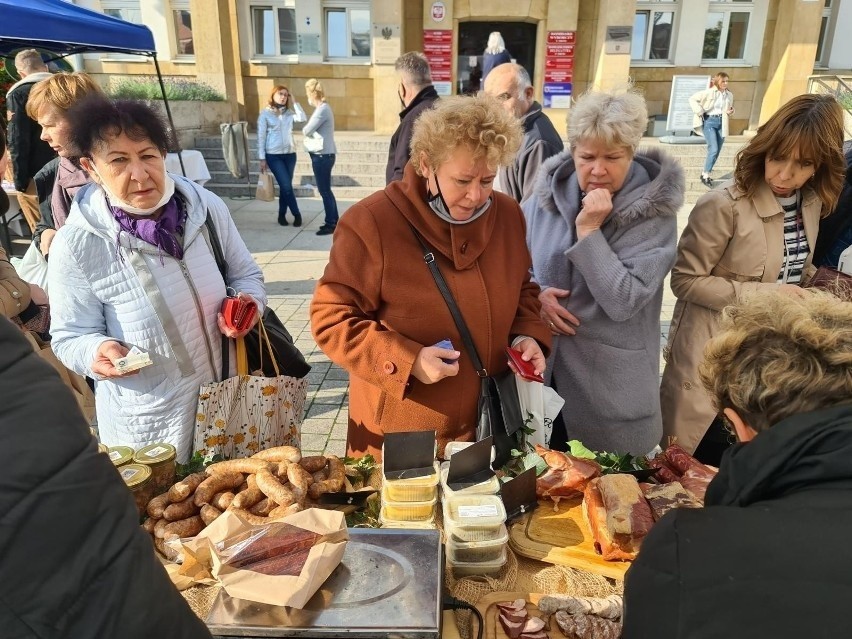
left=221, top=295, right=258, bottom=331
left=506, top=347, right=544, bottom=383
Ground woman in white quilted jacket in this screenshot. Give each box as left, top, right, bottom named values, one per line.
left=47, top=98, right=266, bottom=462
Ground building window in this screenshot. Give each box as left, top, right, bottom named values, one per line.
left=101, top=0, right=142, bottom=24
left=250, top=4, right=297, bottom=57
left=703, top=1, right=752, bottom=61
left=171, top=1, right=194, bottom=56
left=815, top=0, right=833, bottom=67
left=632, top=4, right=676, bottom=61
left=323, top=2, right=370, bottom=59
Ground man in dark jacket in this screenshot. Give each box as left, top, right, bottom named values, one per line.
left=5, top=49, right=55, bottom=232
left=813, top=140, right=852, bottom=269
left=484, top=63, right=563, bottom=203
left=385, top=52, right=439, bottom=184
left=623, top=291, right=852, bottom=639
left=0, top=317, right=211, bottom=638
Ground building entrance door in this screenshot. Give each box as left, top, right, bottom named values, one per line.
left=457, top=22, right=537, bottom=94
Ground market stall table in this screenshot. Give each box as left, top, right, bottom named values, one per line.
left=166, top=150, right=211, bottom=186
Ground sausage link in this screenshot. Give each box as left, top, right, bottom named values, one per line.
left=299, top=455, right=328, bottom=473
left=231, top=474, right=265, bottom=509
left=252, top=446, right=302, bottom=463
left=206, top=459, right=273, bottom=475
left=194, top=471, right=245, bottom=506
left=168, top=471, right=208, bottom=502
left=163, top=496, right=200, bottom=522
left=200, top=503, right=223, bottom=526
left=255, top=468, right=297, bottom=507
left=146, top=492, right=171, bottom=519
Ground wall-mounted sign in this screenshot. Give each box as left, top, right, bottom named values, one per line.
left=547, top=31, right=575, bottom=45
left=297, top=33, right=321, bottom=56
left=543, top=83, right=572, bottom=109
left=372, top=23, right=401, bottom=65
left=546, top=43, right=575, bottom=57
left=424, top=29, right=453, bottom=83
left=544, top=69, right=573, bottom=83
left=605, top=26, right=632, bottom=55
left=431, top=1, right=446, bottom=22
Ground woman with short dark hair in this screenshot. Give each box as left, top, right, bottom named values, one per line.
left=48, top=97, right=266, bottom=461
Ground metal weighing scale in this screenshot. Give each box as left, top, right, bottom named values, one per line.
left=207, top=528, right=444, bottom=639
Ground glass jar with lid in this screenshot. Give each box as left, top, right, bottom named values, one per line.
left=107, top=445, right=135, bottom=468
left=121, top=463, right=154, bottom=518
left=133, top=442, right=177, bottom=494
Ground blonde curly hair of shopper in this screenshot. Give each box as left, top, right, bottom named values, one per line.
left=699, top=290, right=852, bottom=433
left=410, top=94, right=522, bottom=176
left=567, top=87, right=648, bottom=154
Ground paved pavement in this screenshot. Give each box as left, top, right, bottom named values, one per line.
left=226, top=188, right=685, bottom=458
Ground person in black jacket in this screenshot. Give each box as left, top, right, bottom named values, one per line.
left=385, top=52, right=439, bottom=184
left=623, top=290, right=852, bottom=639
left=0, top=317, right=212, bottom=638
left=4, top=49, right=55, bottom=232
left=484, top=63, right=564, bottom=203
left=813, top=140, right=852, bottom=269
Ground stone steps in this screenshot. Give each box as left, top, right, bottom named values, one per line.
left=193, top=132, right=745, bottom=205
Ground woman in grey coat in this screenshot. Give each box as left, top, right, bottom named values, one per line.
left=303, top=78, right=339, bottom=236
left=523, top=89, right=684, bottom=455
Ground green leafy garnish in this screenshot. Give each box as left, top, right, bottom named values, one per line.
left=175, top=451, right=223, bottom=480
left=567, top=440, right=649, bottom=473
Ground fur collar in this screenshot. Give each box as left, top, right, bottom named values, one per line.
left=531, top=146, right=685, bottom=229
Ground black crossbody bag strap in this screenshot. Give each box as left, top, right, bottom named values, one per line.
left=204, top=212, right=231, bottom=382
left=407, top=222, right=487, bottom=377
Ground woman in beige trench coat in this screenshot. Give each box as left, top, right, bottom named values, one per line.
left=660, top=94, right=846, bottom=464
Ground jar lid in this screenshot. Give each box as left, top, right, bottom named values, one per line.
left=108, top=446, right=135, bottom=467
left=120, top=463, right=152, bottom=488
left=133, top=442, right=176, bottom=465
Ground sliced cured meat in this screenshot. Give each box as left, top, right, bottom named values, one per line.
left=518, top=631, right=548, bottom=639
left=554, top=611, right=621, bottom=639
left=648, top=455, right=680, bottom=483
left=583, top=474, right=653, bottom=561
left=498, top=610, right=528, bottom=639
left=537, top=594, right=623, bottom=619
left=535, top=445, right=602, bottom=499
left=679, top=466, right=715, bottom=504
left=642, top=481, right=702, bottom=520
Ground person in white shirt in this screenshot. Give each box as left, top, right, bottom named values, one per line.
left=257, top=85, right=306, bottom=226
left=689, top=73, right=734, bottom=187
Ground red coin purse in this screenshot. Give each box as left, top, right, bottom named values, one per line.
left=221, top=295, right=258, bottom=332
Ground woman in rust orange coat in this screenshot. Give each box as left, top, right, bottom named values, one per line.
left=310, top=95, right=551, bottom=459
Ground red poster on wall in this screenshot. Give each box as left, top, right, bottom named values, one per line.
left=546, top=44, right=575, bottom=58
left=545, top=69, right=573, bottom=83
left=545, top=57, right=574, bottom=70
left=547, top=31, right=576, bottom=45
left=423, top=29, right=454, bottom=86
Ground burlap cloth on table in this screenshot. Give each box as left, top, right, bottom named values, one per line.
left=446, top=549, right=624, bottom=639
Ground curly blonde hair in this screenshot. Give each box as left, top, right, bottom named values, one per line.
left=409, top=94, right=522, bottom=176
left=567, top=87, right=647, bottom=154
left=699, top=291, right=852, bottom=433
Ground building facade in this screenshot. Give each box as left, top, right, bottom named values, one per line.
left=72, top=0, right=851, bottom=135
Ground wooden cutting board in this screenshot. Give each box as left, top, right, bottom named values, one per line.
left=508, top=497, right=629, bottom=580
left=476, top=591, right=546, bottom=639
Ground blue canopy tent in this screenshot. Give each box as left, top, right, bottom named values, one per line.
left=0, top=0, right=185, bottom=172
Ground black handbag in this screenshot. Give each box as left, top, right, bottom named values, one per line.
left=204, top=213, right=311, bottom=380
left=409, top=224, right=524, bottom=469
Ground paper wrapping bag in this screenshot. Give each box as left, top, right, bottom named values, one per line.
left=180, top=508, right=348, bottom=608
left=256, top=171, right=275, bottom=202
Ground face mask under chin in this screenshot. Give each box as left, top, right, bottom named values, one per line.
left=427, top=173, right=491, bottom=221
left=90, top=161, right=175, bottom=216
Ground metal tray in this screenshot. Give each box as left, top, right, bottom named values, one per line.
left=207, top=528, right=443, bottom=639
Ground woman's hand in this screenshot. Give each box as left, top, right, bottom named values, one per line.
left=411, top=345, right=460, bottom=384
left=40, top=228, right=57, bottom=257
left=539, top=287, right=580, bottom=335
left=29, top=283, right=48, bottom=306
left=576, top=189, right=613, bottom=240
left=259, top=160, right=268, bottom=172
left=217, top=292, right=262, bottom=339
left=508, top=338, right=546, bottom=377
left=777, top=283, right=811, bottom=299
left=91, top=340, right=138, bottom=379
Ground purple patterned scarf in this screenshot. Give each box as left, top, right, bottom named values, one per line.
left=112, top=195, right=186, bottom=261
left=52, top=156, right=91, bottom=229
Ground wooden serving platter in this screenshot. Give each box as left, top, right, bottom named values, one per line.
left=508, top=497, right=629, bottom=580
left=476, top=591, right=547, bottom=639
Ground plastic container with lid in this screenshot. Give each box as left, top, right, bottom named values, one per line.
left=380, top=488, right=437, bottom=522
left=107, top=445, right=135, bottom=468
left=121, top=463, right=154, bottom=518
left=379, top=508, right=437, bottom=529
left=446, top=524, right=509, bottom=563
left=383, top=461, right=440, bottom=502
left=439, top=462, right=500, bottom=498
left=133, top=442, right=177, bottom=494
left=448, top=547, right=508, bottom=577
left=443, top=441, right=496, bottom=463
left=443, top=493, right=506, bottom=530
